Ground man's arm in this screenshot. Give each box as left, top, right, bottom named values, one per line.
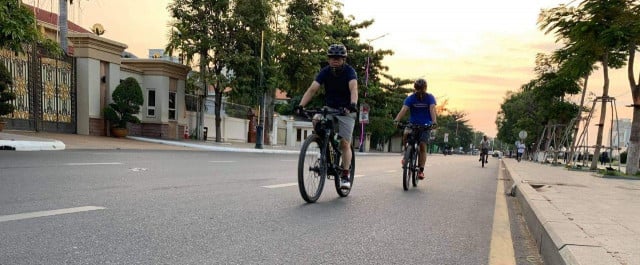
left=430, top=104, right=437, bottom=124
left=349, top=79, right=358, bottom=105
left=299, top=81, right=321, bottom=107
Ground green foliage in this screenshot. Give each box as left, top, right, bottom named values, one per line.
left=0, top=63, right=15, bottom=118
left=0, top=1, right=39, bottom=54
left=103, top=77, right=143, bottom=128
left=431, top=111, right=475, bottom=152
left=0, top=1, right=62, bottom=56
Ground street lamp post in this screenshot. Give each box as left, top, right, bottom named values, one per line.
left=359, top=33, right=388, bottom=152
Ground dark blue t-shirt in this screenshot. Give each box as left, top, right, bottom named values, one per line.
left=403, top=92, right=436, bottom=124
left=314, top=65, right=357, bottom=108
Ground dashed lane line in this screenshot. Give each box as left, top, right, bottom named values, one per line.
left=0, top=206, right=106, bottom=223
left=64, top=162, right=122, bottom=166
left=262, top=175, right=365, bottom=189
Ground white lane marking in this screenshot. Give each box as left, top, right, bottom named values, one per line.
left=208, top=161, right=236, bottom=163
left=262, top=175, right=366, bottom=189
left=263, top=183, right=297, bottom=189
left=0, top=206, right=106, bottom=223
left=65, top=162, right=122, bottom=166
left=384, top=170, right=396, bottom=173
left=280, top=160, right=297, bottom=162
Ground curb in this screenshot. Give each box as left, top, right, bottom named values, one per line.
left=501, top=160, right=620, bottom=265
left=0, top=139, right=65, bottom=151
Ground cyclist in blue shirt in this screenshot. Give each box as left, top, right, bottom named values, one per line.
left=295, top=44, right=358, bottom=189
left=393, top=78, right=437, bottom=179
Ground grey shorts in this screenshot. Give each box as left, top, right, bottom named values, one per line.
left=313, top=108, right=356, bottom=142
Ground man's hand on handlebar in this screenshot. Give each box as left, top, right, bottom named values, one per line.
left=345, top=103, right=358, bottom=113
left=294, top=105, right=304, bottom=116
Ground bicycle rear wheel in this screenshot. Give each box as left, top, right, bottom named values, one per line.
left=402, top=145, right=414, bottom=191
left=298, top=135, right=326, bottom=203
left=482, top=154, right=486, bottom=168
left=335, top=145, right=355, bottom=197
left=411, top=148, right=419, bottom=187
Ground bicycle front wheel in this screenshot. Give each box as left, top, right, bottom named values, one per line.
left=335, top=145, right=355, bottom=197
left=402, top=145, right=414, bottom=191
left=298, top=135, right=326, bottom=203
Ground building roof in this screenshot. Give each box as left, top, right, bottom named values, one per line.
left=275, top=89, right=290, bottom=100
left=25, top=3, right=92, bottom=34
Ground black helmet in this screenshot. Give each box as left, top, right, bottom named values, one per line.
left=327, top=44, right=347, bottom=58
left=414, top=78, right=427, bottom=90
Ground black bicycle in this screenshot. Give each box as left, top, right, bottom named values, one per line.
left=398, top=122, right=433, bottom=191
left=298, top=107, right=355, bottom=203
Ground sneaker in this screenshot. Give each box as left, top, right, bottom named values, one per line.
left=478, top=158, right=482, bottom=161
left=340, top=176, right=351, bottom=189
left=418, top=171, right=425, bottom=180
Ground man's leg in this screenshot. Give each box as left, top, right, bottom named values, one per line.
left=418, top=142, right=427, bottom=167
left=336, top=114, right=355, bottom=189
left=341, top=139, right=352, bottom=172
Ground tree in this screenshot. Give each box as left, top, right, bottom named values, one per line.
left=0, top=0, right=40, bottom=54
left=619, top=2, right=640, bottom=174
left=539, top=0, right=629, bottom=170
left=103, top=77, right=144, bottom=129
left=167, top=0, right=240, bottom=142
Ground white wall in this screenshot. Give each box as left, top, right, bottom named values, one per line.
left=75, top=57, right=100, bottom=135
left=141, top=75, right=168, bottom=123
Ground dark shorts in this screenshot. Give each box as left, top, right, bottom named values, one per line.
left=404, top=127, right=430, bottom=144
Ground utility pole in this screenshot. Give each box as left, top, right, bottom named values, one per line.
left=360, top=33, right=388, bottom=152
left=255, top=30, right=265, bottom=149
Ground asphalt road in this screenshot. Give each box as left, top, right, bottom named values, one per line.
left=0, top=150, right=540, bottom=264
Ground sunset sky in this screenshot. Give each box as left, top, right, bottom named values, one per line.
left=24, top=0, right=635, bottom=138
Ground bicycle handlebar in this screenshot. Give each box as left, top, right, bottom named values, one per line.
left=396, top=122, right=435, bottom=130
left=302, top=106, right=347, bottom=119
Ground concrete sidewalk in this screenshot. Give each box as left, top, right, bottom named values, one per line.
left=2, top=131, right=639, bottom=264
left=502, top=159, right=640, bottom=265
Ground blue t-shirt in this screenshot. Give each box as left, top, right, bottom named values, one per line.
left=404, top=92, right=436, bottom=124
left=314, top=65, right=357, bottom=108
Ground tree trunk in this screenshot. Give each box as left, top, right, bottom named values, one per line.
left=568, top=75, right=590, bottom=166
left=625, top=43, right=640, bottom=175
left=627, top=106, right=640, bottom=175
left=58, top=0, right=68, bottom=54
left=215, top=86, right=222, bottom=143
left=590, top=57, right=610, bottom=170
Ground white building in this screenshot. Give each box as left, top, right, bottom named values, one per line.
left=611, top=118, right=632, bottom=151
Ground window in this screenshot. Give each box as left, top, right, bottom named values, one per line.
left=147, top=90, right=156, bottom=117
left=169, top=92, right=176, bottom=120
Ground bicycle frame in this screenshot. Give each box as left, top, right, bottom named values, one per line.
left=297, top=107, right=355, bottom=203
left=399, top=123, right=433, bottom=190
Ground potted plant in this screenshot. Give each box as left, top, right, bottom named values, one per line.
left=103, top=77, right=144, bottom=137
left=0, top=64, right=16, bottom=131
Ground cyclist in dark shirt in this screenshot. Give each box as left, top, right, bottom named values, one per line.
left=295, top=44, right=358, bottom=189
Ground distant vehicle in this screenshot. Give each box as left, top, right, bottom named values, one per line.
left=492, top=151, right=502, bottom=158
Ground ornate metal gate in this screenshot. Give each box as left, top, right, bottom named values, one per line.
left=0, top=46, right=76, bottom=133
